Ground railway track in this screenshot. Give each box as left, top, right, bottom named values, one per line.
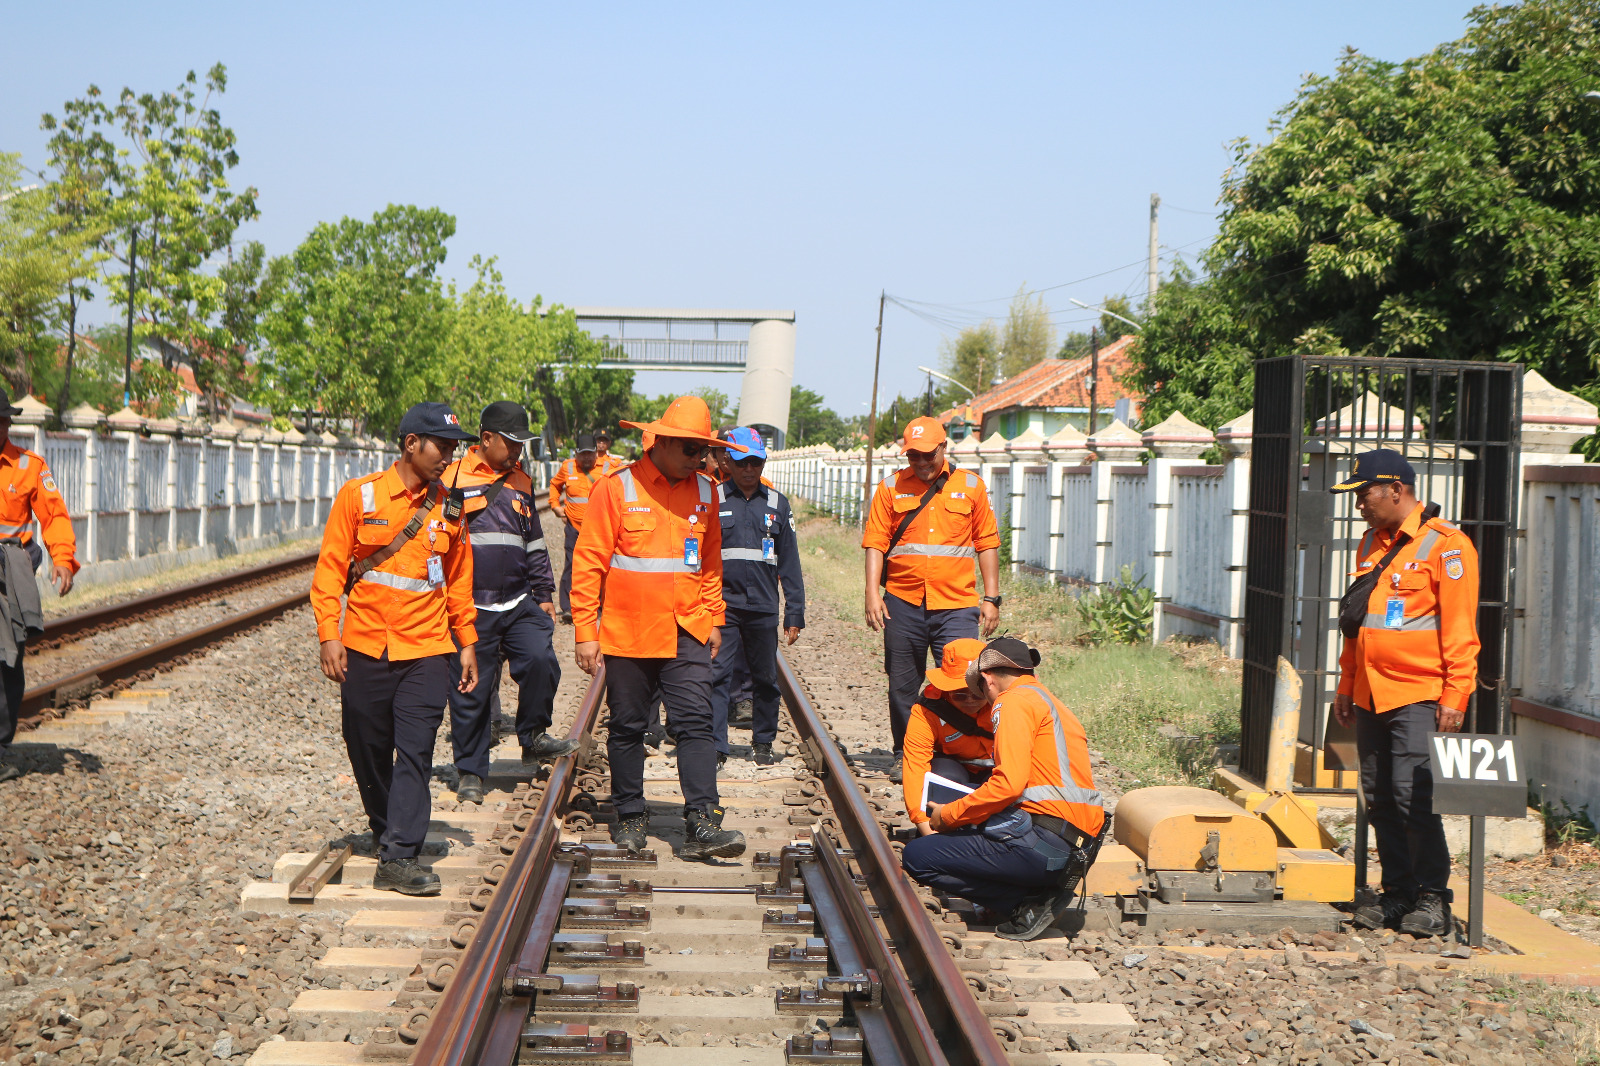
left=244, top=649, right=1141, bottom=1066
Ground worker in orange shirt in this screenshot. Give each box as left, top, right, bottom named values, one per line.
left=902, top=637, right=1105, bottom=942
left=1330, top=449, right=1479, bottom=938
left=901, top=638, right=996, bottom=831
left=594, top=429, right=625, bottom=475
left=549, top=432, right=602, bottom=624
left=0, top=387, right=79, bottom=784
left=312, top=403, right=479, bottom=896
left=863, top=416, right=1001, bottom=781
left=569, top=395, right=749, bottom=862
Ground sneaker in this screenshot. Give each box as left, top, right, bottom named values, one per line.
left=455, top=773, right=485, bottom=805
left=1399, top=891, right=1452, bottom=937
left=612, top=812, right=649, bottom=853
left=731, top=700, right=755, bottom=727
left=1351, top=889, right=1413, bottom=931
left=0, top=764, right=20, bottom=783
left=995, top=879, right=1083, bottom=942
left=888, top=753, right=904, bottom=785
left=373, top=858, right=441, bottom=897
left=752, top=743, right=777, bottom=766
left=525, top=733, right=581, bottom=760
left=681, top=805, right=746, bottom=862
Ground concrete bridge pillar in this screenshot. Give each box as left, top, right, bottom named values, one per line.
left=739, top=318, right=796, bottom=447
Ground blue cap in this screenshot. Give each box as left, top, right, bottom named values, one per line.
left=725, top=426, right=767, bottom=460
left=397, top=402, right=476, bottom=444
left=1330, top=448, right=1415, bottom=493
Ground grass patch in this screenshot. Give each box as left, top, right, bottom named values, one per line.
left=1482, top=978, right=1600, bottom=1061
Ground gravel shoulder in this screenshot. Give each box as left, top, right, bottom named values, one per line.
left=42, top=538, right=317, bottom=620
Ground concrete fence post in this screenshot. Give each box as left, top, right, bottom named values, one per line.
left=1143, top=411, right=1215, bottom=644
left=1215, top=409, right=1254, bottom=657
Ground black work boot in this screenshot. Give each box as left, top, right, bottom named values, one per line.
left=752, top=743, right=776, bottom=766
left=0, top=764, right=20, bottom=784
left=1400, top=891, right=1452, bottom=937
left=612, top=812, right=649, bottom=854
left=888, top=753, right=904, bottom=785
left=455, top=773, right=485, bottom=805
left=1351, top=888, right=1413, bottom=931
left=731, top=700, right=755, bottom=727
left=681, top=805, right=746, bottom=862
left=373, top=858, right=441, bottom=897
left=523, top=733, right=581, bottom=761
left=996, top=877, right=1084, bottom=942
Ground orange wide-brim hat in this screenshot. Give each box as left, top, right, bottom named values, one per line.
left=621, top=395, right=748, bottom=452
left=925, top=637, right=987, bottom=692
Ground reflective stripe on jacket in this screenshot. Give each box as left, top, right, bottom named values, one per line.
left=860, top=463, right=999, bottom=609
left=716, top=481, right=805, bottom=628
left=445, top=447, right=555, bottom=611
left=569, top=457, right=725, bottom=657
left=901, top=686, right=996, bottom=825
left=0, top=442, right=78, bottom=573
left=549, top=454, right=622, bottom=529
left=1337, top=503, right=1480, bottom=713
left=939, top=676, right=1105, bottom=837
left=311, top=464, right=477, bottom=659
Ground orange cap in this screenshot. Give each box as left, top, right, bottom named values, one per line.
left=925, top=637, right=986, bottom=691
left=622, top=395, right=748, bottom=451
left=901, top=416, right=947, bottom=451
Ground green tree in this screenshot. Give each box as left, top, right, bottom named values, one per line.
left=258, top=204, right=455, bottom=437
left=938, top=321, right=1000, bottom=399
left=1001, top=284, right=1056, bottom=376
left=1133, top=2, right=1600, bottom=440
left=787, top=385, right=848, bottom=447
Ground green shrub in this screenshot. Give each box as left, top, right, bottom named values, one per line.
left=1075, top=565, right=1153, bottom=645
left=996, top=509, right=1013, bottom=569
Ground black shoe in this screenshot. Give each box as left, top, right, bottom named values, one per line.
left=1399, top=891, right=1452, bottom=937
left=0, top=764, right=20, bottom=783
left=717, top=752, right=728, bottom=770
left=995, top=878, right=1083, bottom=942
left=455, top=773, right=485, bottom=805
left=731, top=700, right=755, bottom=727
left=559, top=612, right=572, bottom=625
left=525, top=733, right=581, bottom=760
left=1352, top=889, right=1413, bottom=931
left=612, top=812, right=649, bottom=853
left=681, top=805, right=746, bottom=862
left=643, top=726, right=666, bottom=751
left=888, top=753, right=903, bottom=785
left=373, top=858, right=441, bottom=897
left=752, top=743, right=777, bottom=766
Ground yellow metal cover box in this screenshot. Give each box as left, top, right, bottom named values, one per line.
left=1086, top=843, right=1144, bottom=896
left=1277, top=847, right=1355, bottom=903
left=1114, top=786, right=1278, bottom=872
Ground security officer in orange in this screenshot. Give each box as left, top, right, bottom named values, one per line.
left=863, top=416, right=1001, bottom=780
left=901, top=637, right=1104, bottom=941
left=312, top=402, right=479, bottom=896
left=901, top=638, right=995, bottom=832
left=1331, top=449, right=1479, bottom=938
left=569, top=395, right=749, bottom=862
left=0, top=387, right=79, bottom=783
left=442, top=402, right=574, bottom=806
left=550, top=433, right=602, bottom=624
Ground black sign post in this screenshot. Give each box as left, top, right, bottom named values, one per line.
left=1428, top=732, right=1526, bottom=947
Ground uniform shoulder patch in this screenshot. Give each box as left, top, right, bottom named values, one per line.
left=42, top=476, right=57, bottom=493
left=1446, top=557, right=1464, bottom=580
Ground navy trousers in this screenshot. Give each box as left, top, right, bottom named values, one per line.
left=605, top=627, right=719, bottom=817
left=712, top=608, right=782, bottom=753
left=341, top=650, right=448, bottom=861
left=882, top=591, right=980, bottom=753
left=0, top=650, right=26, bottom=753
left=559, top=524, right=579, bottom=615
left=448, top=599, right=562, bottom=778
left=1357, top=700, right=1453, bottom=899
left=900, top=828, right=1064, bottom=913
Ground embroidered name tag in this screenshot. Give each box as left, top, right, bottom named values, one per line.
left=363, top=518, right=389, bottom=526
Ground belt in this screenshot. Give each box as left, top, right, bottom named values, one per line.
left=1030, top=813, right=1094, bottom=850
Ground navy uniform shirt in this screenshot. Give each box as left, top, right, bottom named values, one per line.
left=717, top=480, right=804, bottom=629
left=445, top=447, right=556, bottom=611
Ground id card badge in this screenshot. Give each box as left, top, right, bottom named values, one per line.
left=1384, top=596, right=1404, bottom=628
left=762, top=536, right=776, bottom=562
left=684, top=536, right=700, bottom=569
left=426, top=555, right=445, bottom=589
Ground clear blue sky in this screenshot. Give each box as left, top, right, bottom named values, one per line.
left=2, top=2, right=1485, bottom=418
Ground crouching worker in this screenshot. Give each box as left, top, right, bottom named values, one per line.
left=901, top=638, right=996, bottom=832
left=900, top=637, right=1104, bottom=941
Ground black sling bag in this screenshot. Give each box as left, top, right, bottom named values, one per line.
left=344, top=483, right=442, bottom=595
left=921, top=695, right=994, bottom=740
left=1337, top=501, right=1439, bottom=640
left=878, top=472, right=950, bottom=588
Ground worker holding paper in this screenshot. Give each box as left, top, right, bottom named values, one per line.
left=901, top=638, right=995, bottom=834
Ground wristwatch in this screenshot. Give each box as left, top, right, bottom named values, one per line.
left=982, top=595, right=1003, bottom=607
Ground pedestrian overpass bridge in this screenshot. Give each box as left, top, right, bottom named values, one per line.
left=571, top=308, right=796, bottom=446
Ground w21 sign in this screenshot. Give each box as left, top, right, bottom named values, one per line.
left=1429, top=733, right=1527, bottom=818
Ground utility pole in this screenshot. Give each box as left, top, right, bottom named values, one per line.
left=1087, top=327, right=1100, bottom=436
left=1148, top=193, right=1161, bottom=305
left=863, top=291, right=885, bottom=518
left=124, top=227, right=138, bottom=408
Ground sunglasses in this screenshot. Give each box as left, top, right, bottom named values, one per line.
left=732, top=455, right=766, bottom=467
left=675, top=439, right=711, bottom=459
left=905, top=448, right=942, bottom=462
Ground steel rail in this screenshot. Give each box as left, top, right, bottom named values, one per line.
left=777, top=649, right=1012, bottom=1066
left=410, top=662, right=608, bottom=1066
left=37, top=549, right=318, bottom=648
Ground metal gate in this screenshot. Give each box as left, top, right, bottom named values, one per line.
left=1240, top=357, right=1521, bottom=783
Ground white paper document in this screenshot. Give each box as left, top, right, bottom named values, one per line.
left=921, top=771, right=975, bottom=813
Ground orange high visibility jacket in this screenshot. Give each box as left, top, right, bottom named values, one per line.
left=939, top=676, right=1105, bottom=838
left=569, top=457, right=726, bottom=657
left=1337, top=503, right=1480, bottom=714
left=549, top=455, right=623, bottom=530
left=861, top=463, right=999, bottom=609
left=0, top=441, right=78, bottom=572
left=312, top=464, right=477, bottom=660
left=902, top=686, right=997, bottom=825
